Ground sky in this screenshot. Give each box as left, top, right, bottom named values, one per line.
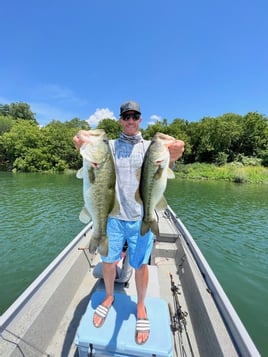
left=1, top=0, right=268, bottom=128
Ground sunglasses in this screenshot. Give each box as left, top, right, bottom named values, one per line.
left=121, top=113, right=141, bottom=121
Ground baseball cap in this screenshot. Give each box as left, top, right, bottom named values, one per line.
left=120, top=101, right=141, bottom=116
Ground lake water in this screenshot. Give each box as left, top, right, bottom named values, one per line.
left=0, top=172, right=267, bottom=356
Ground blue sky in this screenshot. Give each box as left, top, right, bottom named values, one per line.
left=1, top=0, right=268, bottom=128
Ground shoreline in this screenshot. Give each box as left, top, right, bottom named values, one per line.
left=175, top=163, right=268, bottom=184
left=2, top=163, right=268, bottom=184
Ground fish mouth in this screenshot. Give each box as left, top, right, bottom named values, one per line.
left=85, top=160, right=104, bottom=169
left=90, top=162, right=101, bottom=169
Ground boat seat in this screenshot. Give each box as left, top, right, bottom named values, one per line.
left=156, top=209, right=179, bottom=243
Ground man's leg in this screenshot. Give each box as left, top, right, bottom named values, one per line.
left=135, top=264, right=149, bottom=344
left=93, top=262, right=116, bottom=327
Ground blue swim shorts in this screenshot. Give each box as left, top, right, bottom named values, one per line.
left=101, top=217, right=154, bottom=269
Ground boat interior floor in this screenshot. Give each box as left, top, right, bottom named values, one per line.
left=1, top=209, right=244, bottom=356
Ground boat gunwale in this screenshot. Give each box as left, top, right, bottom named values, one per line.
left=166, top=206, right=260, bottom=357
left=0, top=222, right=93, bottom=329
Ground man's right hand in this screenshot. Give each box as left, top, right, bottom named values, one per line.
left=73, top=130, right=92, bottom=150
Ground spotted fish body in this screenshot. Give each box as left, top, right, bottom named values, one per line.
left=77, top=129, right=115, bottom=256
left=139, top=132, right=175, bottom=236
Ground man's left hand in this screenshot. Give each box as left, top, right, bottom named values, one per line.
left=168, top=139, right=185, bottom=162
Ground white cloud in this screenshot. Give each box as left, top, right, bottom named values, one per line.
left=87, top=108, right=116, bottom=127
left=148, top=114, right=162, bottom=125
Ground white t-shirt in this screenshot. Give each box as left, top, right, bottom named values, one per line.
left=109, top=137, right=150, bottom=221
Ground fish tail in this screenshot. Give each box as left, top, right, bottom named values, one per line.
left=98, top=236, right=108, bottom=257
left=88, top=236, right=99, bottom=254
left=141, top=220, right=159, bottom=236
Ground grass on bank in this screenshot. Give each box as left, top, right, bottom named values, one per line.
left=175, top=162, right=268, bottom=184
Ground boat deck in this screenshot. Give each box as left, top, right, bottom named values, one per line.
left=0, top=209, right=260, bottom=356
left=45, top=209, right=234, bottom=357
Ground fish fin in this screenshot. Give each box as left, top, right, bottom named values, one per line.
left=134, top=188, right=143, bottom=204
left=136, top=167, right=142, bottom=181
left=76, top=167, right=84, bottom=179
left=167, top=167, right=175, bottom=179
left=79, top=207, right=91, bottom=224
left=153, top=166, right=164, bottom=180
left=141, top=219, right=159, bottom=236
left=156, top=196, right=168, bottom=211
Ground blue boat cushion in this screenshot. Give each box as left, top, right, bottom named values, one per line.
left=75, top=291, right=173, bottom=357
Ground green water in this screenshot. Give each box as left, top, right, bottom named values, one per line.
left=0, top=172, right=267, bottom=356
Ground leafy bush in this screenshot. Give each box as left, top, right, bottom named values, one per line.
left=235, top=154, right=262, bottom=166
left=259, top=151, right=268, bottom=167
left=175, top=163, right=268, bottom=183
left=215, top=152, right=228, bottom=166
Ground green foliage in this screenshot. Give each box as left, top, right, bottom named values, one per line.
left=182, top=112, right=268, bottom=165
left=97, top=118, right=121, bottom=139
left=215, top=152, right=228, bottom=166
left=0, top=120, right=42, bottom=169
left=0, top=116, right=82, bottom=172
left=235, top=154, right=262, bottom=166
left=13, top=149, right=54, bottom=172
left=1, top=101, right=268, bottom=174
left=240, top=112, right=268, bottom=156
left=142, top=118, right=191, bottom=157
left=41, top=120, right=82, bottom=171
left=259, top=150, right=268, bottom=167
left=65, top=117, right=90, bottom=130
left=0, top=115, right=14, bottom=135
left=142, top=120, right=169, bottom=139
left=0, top=102, right=37, bottom=124
left=175, top=162, right=268, bottom=184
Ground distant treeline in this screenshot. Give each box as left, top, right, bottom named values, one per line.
left=0, top=102, right=268, bottom=172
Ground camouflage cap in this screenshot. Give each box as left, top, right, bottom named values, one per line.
left=120, top=101, right=141, bottom=116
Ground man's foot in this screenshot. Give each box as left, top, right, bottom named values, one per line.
left=93, top=296, right=114, bottom=328
left=135, top=306, right=150, bottom=344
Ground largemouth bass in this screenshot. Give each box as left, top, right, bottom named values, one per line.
left=139, top=132, right=175, bottom=236
left=77, top=129, right=115, bottom=256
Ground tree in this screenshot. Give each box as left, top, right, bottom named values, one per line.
left=0, top=115, right=14, bottom=135
left=41, top=120, right=81, bottom=170
left=168, top=118, right=191, bottom=156
left=0, top=118, right=83, bottom=172
left=0, top=102, right=37, bottom=124
left=65, top=117, right=90, bottom=130
left=142, top=120, right=170, bottom=139
left=185, top=114, right=245, bottom=163
left=0, top=119, right=42, bottom=170
left=0, top=104, right=10, bottom=116
left=239, top=112, right=268, bottom=156
left=97, top=118, right=121, bottom=139
left=1, top=100, right=268, bottom=171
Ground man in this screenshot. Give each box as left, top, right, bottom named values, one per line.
left=73, top=101, right=184, bottom=344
